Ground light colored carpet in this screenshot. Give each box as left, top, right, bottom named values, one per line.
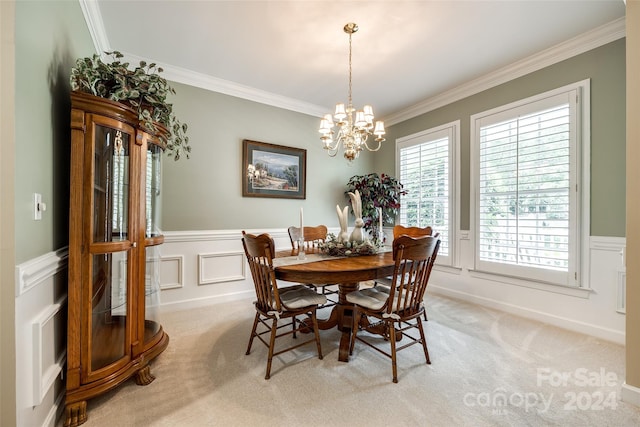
left=65, top=293, right=640, bottom=426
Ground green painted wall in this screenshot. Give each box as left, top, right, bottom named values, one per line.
left=13, top=0, right=374, bottom=261
left=376, top=39, right=626, bottom=236
left=14, top=0, right=94, bottom=264
left=12, top=3, right=626, bottom=254
left=161, top=82, right=372, bottom=231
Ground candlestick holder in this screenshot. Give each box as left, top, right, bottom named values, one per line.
left=297, top=237, right=306, bottom=260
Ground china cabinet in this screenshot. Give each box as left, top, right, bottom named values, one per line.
left=64, top=92, right=169, bottom=426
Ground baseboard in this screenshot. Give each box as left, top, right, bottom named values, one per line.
left=43, top=389, right=65, bottom=427
left=159, top=290, right=254, bottom=313
left=428, top=285, right=625, bottom=345
left=621, top=382, right=640, bottom=408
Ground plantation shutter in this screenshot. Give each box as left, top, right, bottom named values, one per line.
left=476, top=90, right=577, bottom=284
left=399, top=130, right=450, bottom=258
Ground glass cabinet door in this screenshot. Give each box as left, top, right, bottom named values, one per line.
left=145, top=143, right=162, bottom=239
left=143, top=142, right=163, bottom=344
left=90, top=126, right=131, bottom=372
left=144, top=245, right=162, bottom=341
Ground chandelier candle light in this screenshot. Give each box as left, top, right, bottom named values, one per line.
left=319, top=22, right=385, bottom=162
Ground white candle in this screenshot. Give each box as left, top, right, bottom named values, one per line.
left=298, top=207, right=306, bottom=259
left=378, top=207, right=383, bottom=233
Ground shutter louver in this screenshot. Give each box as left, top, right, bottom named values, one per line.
left=400, top=137, right=449, bottom=257
left=478, top=104, right=570, bottom=272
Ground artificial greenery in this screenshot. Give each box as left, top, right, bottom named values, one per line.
left=345, top=173, right=407, bottom=242
left=70, top=51, right=190, bottom=161
left=319, top=233, right=379, bottom=257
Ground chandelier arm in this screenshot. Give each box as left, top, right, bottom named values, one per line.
left=362, top=138, right=384, bottom=152
left=326, top=138, right=341, bottom=157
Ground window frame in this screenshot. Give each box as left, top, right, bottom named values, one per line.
left=396, top=120, right=460, bottom=267
left=470, top=79, right=590, bottom=289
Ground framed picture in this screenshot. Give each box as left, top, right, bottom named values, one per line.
left=242, top=139, right=306, bottom=199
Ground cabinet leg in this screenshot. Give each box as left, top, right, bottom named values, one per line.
left=64, top=401, right=87, bottom=427
left=134, top=365, right=156, bottom=385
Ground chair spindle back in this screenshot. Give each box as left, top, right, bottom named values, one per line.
left=387, top=235, right=440, bottom=317
left=288, top=225, right=328, bottom=252
left=241, top=231, right=281, bottom=312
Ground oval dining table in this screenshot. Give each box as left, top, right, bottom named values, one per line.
left=274, top=249, right=395, bottom=362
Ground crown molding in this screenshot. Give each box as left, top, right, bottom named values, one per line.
left=79, top=1, right=624, bottom=124
left=384, top=17, right=626, bottom=126
left=78, top=0, right=326, bottom=117
left=124, top=52, right=328, bottom=117
left=78, top=0, right=110, bottom=54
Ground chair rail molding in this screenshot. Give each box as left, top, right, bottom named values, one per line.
left=15, top=247, right=68, bottom=296
left=590, top=235, right=626, bottom=252
left=163, top=228, right=290, bottom=243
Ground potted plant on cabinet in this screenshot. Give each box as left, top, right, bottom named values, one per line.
left=345, top=173, right=407, bottom=243
left=70, top=50, right=190, bottom=160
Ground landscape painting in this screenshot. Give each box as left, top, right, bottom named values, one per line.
left=242, top=139, right=306, bottom=199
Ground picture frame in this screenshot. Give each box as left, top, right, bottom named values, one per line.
left=242, top=139, right=307, bottom=199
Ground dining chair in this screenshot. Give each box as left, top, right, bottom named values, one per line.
left=376, top=225, right=437, bottom=320
left=288, top=225, right=338, bottom=308
left=392, top=224, right=434, bottom=239
left=347, top=235, right=440, bottom=383
left=242, top=231, right=326, bottom=379
left=288, top=225, right=328, bottom=252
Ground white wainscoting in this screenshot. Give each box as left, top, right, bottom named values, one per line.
left=160, top=254, right=184, bottom=290
left=160, top=230, right=627, bottom=345
left=31, top=296, right=66, bottom=407
left=198, top=251, right=245, bottom=285
left=11, top=232, right=634, bottom=426
left=15, top=249, right=68, bottom=427
left=429, top=235, right=626, bottom=344
left=159, top=229, right=296, bottom=311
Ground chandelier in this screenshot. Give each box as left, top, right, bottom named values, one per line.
left=318, top=22, right=385, bottom=162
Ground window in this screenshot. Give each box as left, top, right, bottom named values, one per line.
left=397, top=121, right=459, bottom=266
left=471, top=81, right=589, bottom=287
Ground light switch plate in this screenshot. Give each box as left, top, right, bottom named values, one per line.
left=34, top=193, right=42, bottom=220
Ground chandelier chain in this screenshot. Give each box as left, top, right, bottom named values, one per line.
left=348, top=30, right=353, bottom=114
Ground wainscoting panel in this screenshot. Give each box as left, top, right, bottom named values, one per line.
left=32, top=296, right=67, bottom=407
left=618, top=269, right=626, bottom=314
left=15, top=250, right=68, bottom=427
left=160, top=255, right=184, bottom=290
left=197, top=251, right=245, bottom=285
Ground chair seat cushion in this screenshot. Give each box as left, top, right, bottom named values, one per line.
left=376, top=273, right=417, bottom=293
left=347, top=286, right=420, bottom=314
left=280, top=285, right=327, bottom=309
left=346, top=287, right=389, bottom=310
left=374, top=276, right=392, bottom=291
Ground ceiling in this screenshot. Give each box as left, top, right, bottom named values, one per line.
left=86, top=1, right=626, bottom=125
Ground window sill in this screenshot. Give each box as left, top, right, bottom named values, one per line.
left=468, top=269, right=593, bottom=299
left=433, top=264, right=463, bottom=275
